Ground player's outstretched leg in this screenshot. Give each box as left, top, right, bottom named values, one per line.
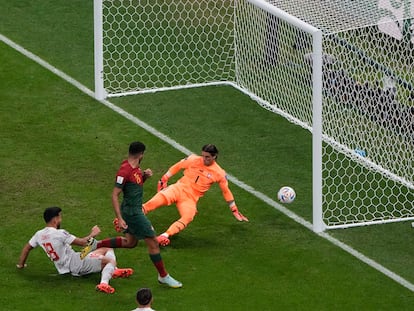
left=157, top=218, right=189, bottom=246
left=158, top=274, right=182, bottom=288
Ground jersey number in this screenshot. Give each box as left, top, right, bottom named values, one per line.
left=42, top=242, right=60, bottom=261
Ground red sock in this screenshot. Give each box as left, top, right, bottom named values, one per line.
left=97, top=237, right=124, bottom=248
left=150, top=253, right=167, bottom=277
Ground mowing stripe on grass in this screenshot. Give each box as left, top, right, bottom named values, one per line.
left=2, top=32, right=413, bottom=292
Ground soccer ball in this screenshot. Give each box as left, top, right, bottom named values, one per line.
left=277, top=186, right=296, bottom=204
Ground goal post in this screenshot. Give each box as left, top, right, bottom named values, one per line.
left=240, top=0, right=325, bottom=232
left=94, top=0, right=414, bottom=232
left=94, top=0, right=105, bottom=100
left=311, top=30, right=324, bottom=233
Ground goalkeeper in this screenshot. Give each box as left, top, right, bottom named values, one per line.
left=142, top=144, right=248, bottom=246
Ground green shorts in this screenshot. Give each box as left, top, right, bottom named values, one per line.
left=122, top=211, right=156, bottom=240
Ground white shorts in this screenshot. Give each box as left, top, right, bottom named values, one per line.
left=69, top=252, right=102, bottom=276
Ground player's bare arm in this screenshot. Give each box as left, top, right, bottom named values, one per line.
left=112, top=187, right=128, bottom=229
left=72, top=225, right=101, bottom=246
left=17, top=243, right=33, bottom=269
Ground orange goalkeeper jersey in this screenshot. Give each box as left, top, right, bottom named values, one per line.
left=168, top=154, right=234, bottom=202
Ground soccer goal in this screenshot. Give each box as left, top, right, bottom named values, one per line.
left=94, top=0, right=414, bottom=232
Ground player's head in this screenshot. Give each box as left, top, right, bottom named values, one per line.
left=129, top=141, right=146, bottom=162
left=136, top=287, right=153, bottom=306
left=202, top=144, right=219, bottom=156
left=43, top=207, right=62, bottom=228
left=129, top=141, right=146, bottom=155
left=201, top=144, right=218, bottom=166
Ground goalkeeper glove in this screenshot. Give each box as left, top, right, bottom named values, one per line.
left=231, top=205, right=249, bottom=222
left=157, top=174, right=169, bottom=192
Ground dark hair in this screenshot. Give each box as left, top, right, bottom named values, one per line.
left=202, top=144, right=218, bottom=156
left=136, top=288, right=152, bottom=306
left=43, top=207, right=62, bottom=223
left=129, top=141, right=146, bottom=155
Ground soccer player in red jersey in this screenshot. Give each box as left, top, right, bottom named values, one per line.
left=81, top=142, right=182, bottom=288
left=142, top=144, right=248, bottom=246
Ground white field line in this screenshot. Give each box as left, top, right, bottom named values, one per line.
left=2, top=33, right=414, bottom=292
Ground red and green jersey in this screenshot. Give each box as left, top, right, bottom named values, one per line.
left=115, top=160, right=144, bottom=216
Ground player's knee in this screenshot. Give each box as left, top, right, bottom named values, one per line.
left=110, top=258, right=116, bottom=266
left=124, top=240, right=138, bottom=248
left=123, top=236, right=138, bottom=248
left=102, top=256, right=116, bottom=267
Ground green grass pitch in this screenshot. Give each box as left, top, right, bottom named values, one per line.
left=1, top=1, right=414, bottom=310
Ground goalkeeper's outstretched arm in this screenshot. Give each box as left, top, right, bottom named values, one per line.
left=219, top=179, right=248, bottom=222
left=228, top=200, right=249, bottom=222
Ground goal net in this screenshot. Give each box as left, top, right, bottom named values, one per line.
left=94, top=0, right=414, bottom=231
left=94, top=0, right=236, bottom=98
left=269, top=0, right=414, bottom=229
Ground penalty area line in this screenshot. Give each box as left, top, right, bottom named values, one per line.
left=1, top=32, right=414, bottom=293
